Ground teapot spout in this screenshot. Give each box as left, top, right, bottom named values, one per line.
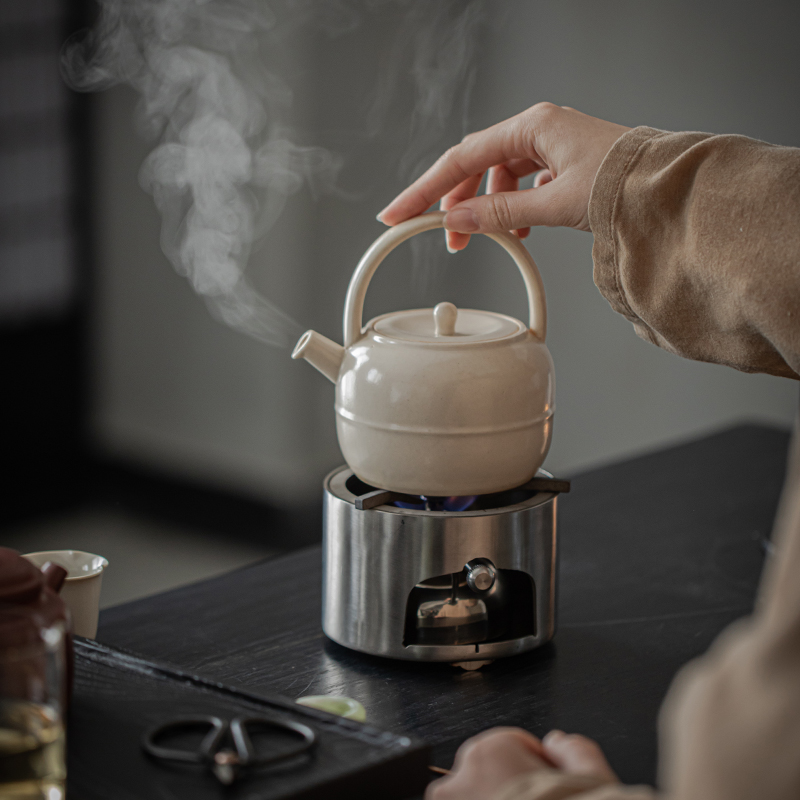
left=292, top=330, right=345, bottom=383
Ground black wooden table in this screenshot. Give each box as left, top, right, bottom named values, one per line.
left=97, top=424, right=790, bottom=788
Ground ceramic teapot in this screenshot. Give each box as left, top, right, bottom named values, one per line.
left=292, top=211, right=554, bottom=497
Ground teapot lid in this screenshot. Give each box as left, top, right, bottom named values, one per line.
left=371, top=302, right=525, bottom=344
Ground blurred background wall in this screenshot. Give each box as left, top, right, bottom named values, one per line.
left=3, top=0, right=798, bottom=605
left=90, top=0, right=799, bottom=516
left=1, top=0, right=89, bottom=525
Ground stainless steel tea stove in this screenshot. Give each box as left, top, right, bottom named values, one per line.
left=322, top=466, right=568, bottom=668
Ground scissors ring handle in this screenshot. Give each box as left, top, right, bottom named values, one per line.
left=142, top=715, right=226, bottom=764
left=230, top=716, right=316, bottom=767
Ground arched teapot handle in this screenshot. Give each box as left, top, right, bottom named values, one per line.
left=343, top=211, right=547, bottom=347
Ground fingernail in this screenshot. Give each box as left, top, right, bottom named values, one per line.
left=543, top=730, right=564, bottom=745
left=376, top=212, right=386, bottom=223
left=446, top=243, right=457, bottom=254
left=444, top=208, right=479, bottom=233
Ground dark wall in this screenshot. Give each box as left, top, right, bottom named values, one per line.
left=0, top=0, right=92, bottom=527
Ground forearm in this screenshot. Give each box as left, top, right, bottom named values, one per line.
left=492, top=129, right=800, bottom=800
left=589, top=127, right=800, bottom=379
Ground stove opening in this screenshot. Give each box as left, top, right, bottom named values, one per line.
left=403, top=567, right=536, bottom=647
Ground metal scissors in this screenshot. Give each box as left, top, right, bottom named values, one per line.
left=142, top=714, right=316, bottom=785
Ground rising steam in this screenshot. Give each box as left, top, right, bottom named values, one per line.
left=365, top=0, right=486, bottom=293
left=62, top=0, right=485, bottom=346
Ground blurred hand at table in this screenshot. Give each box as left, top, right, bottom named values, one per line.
left=425, top=727, right=618, bottom=800
left=378, top=103, right=630, bottom=252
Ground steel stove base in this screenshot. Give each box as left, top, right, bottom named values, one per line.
left=321, top=466, right=561, bottom=664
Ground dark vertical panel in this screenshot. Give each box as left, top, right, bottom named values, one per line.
left=0, top=0, right=92, bottom=527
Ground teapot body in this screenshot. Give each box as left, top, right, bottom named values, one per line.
left=335, top=311, right=554, bottom=496
left=293, top=211, right=557, bottom=497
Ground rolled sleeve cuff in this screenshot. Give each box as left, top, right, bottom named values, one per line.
left=588, top=126, right=665, bottom=338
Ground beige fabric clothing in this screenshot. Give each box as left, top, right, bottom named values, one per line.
left=494, top=127, right=800, bottom=800
left=590, top=127, right=800, bottom=380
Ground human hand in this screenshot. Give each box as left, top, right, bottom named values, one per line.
left=378, top=103, right=630, bottom=251
left=425, top=727, right=617, bottom=800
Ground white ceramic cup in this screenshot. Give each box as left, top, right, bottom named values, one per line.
left=23, top=550, right=109, bottom=639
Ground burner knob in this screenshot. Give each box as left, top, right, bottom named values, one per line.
left=465, top=559, right=496, bottom=593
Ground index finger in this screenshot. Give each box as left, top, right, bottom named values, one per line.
left=378, top=113, right=547, bottom=225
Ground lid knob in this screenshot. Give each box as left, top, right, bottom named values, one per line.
left=433, top=302, right=458, bottom=337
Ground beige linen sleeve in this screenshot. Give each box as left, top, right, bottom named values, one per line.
left=491, top=426, right=800, bottom=800
left=588, top=126, right=800, bottom=379
left=490, top=127, right=800, bottom=800
left=656, top=421, right=800, bottom=800
left=588, top=126, right=800, bottom=799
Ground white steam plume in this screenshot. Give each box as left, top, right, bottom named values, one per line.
left=365, top=0, right=486, bottom=293
left=62, top=0, right=344, bottom=348
left=367, top=0, right=484, bottom=184
left=62, top=1, right=486, bottom=344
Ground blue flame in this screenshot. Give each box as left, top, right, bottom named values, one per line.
left=394, top=495, right=477, bottom=512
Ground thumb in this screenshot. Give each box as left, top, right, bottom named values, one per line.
left=443, top=181, right=577, bottom=234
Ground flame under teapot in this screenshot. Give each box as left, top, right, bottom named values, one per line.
left=292, top=211, right=555, bottom=497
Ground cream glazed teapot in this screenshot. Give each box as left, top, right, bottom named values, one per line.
left=292, top=211, right=555, bottom=497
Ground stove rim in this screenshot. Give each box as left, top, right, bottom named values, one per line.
left=323, top=464, right=558, bottom=518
